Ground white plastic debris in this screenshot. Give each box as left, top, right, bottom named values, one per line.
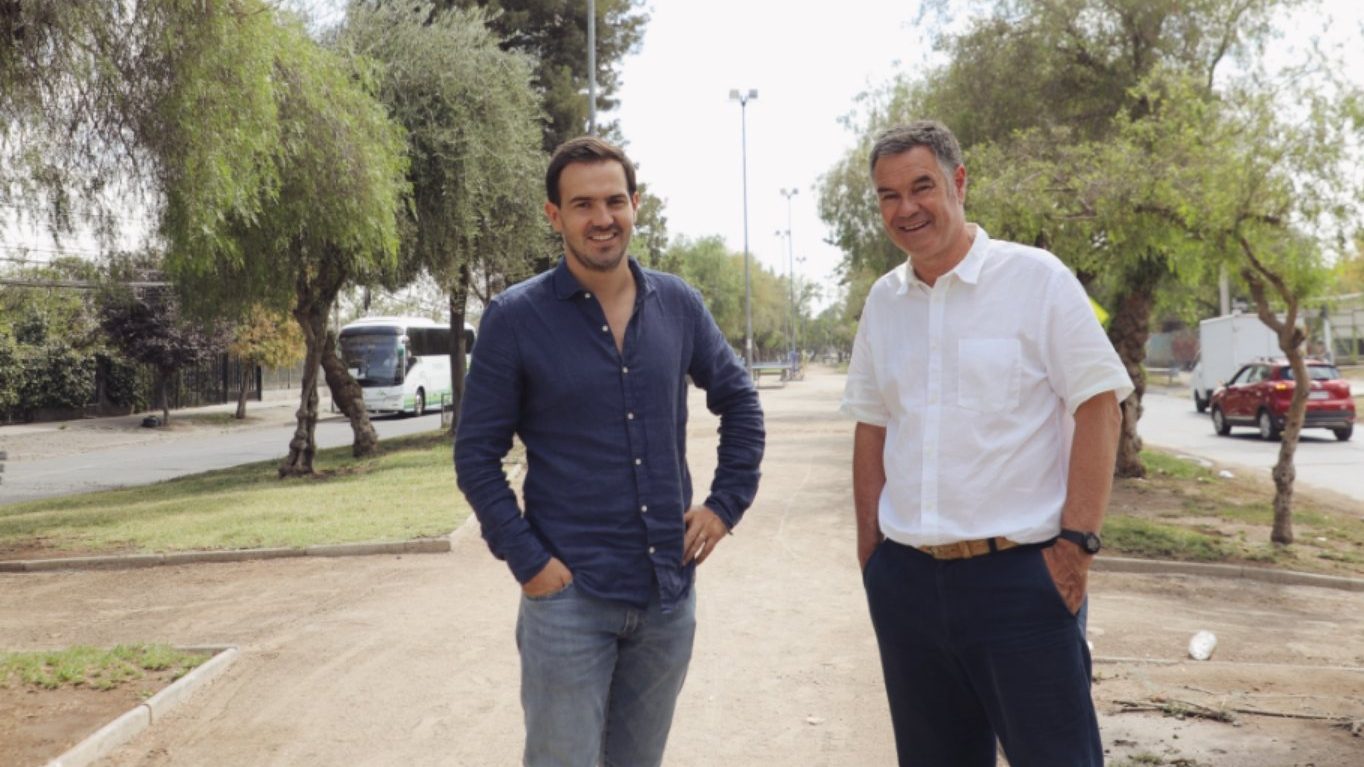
left=1218, top=470, right=1235, bottom=479
left=806, top=716, right=825, bottom=726
left=1188, top=630, right=1217, bottom=661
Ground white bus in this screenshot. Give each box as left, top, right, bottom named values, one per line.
left=338, top=316, right=474, bottom=416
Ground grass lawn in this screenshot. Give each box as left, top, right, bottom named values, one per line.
left=1105, top=449, right=1364, bottom=576
left=0, top=644, right=207, bottom=692
left=0, top=431, right=476, bottom=558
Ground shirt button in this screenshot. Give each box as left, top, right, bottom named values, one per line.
left=634, top=458, right=642, bottom=466
left=641, top=505, right=648, bottom=513
left=601, top=324, right=609, bottom=332
left=584, top=292, right=592, bottom=299
left=627, top=412, right=635, bottom=420
left=622, top=366, right=629, bottom=374
left=649, top=546, right=656, bottom=555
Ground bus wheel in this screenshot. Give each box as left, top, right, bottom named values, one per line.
left=414, top=389, right=426, bottom=418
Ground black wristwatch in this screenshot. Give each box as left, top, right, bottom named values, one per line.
left=1058, top=529, right=1102, bottom=555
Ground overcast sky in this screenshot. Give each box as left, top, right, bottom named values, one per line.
left=613, top=0, right=1364, bottom=310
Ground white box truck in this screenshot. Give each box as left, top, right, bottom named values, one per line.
left=1190, top=313, right=1281, bottom=412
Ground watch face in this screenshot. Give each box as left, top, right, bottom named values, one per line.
left=1083, top=533, right=1101, bottom=554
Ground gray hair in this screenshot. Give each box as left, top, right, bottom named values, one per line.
left=868, top=120, right=964, bottom=180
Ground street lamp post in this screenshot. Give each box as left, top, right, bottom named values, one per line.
left=729, top=88, right=758, bottom=374
left=779, top=187, right=799, bottom=370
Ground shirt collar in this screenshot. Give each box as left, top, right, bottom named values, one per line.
left=894, top=225, right=990, bottom=295
left=551, top=255, right=655, bottom=301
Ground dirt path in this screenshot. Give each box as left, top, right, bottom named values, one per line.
left=1, top=369, right=1361, bottom=766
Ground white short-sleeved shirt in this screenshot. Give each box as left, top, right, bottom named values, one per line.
left=841, top=225, right=1133, bottom=547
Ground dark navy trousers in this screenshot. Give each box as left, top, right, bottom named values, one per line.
left=863, top=539, right=1103, bottom=767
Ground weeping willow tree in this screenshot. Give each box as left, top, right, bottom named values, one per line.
left=2, top=1, right=409, bottom=474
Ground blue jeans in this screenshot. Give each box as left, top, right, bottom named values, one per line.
left=863, top=540, right=1102, bottom=767
left=516, top=582, right=696, bottom=767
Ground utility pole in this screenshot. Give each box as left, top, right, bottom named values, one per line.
left=780, top=187, right=799, bottom=368
left=587, top=0, right=597, bottom=134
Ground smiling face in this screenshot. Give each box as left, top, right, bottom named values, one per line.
left=872, top=145, right=972, bottom=283
left=545, top=160, right=638, bottom=276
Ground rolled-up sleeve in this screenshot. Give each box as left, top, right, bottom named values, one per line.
left=840, top=310, right=891, bottom=426
left=453, top=299, right=551, bottom=584
left=686, top=289, right=764, bottom=530
left=1042, top=270, right=1134, bottom=413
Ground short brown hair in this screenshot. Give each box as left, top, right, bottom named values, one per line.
left=545, top=136, right=637, bottom=206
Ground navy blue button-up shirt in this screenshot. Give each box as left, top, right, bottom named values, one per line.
left=454, top=257, right=765, bottom=611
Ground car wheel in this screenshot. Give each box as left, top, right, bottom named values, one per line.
left=1334, top=425, right=1353, bottom=442
left=1194, top=391, right=1208, bottom=413
left=1257, top=410, right=1281, bottom=441
left=1212, top=407, right=1231, bottom=436
left=414, top=389, right=426, bottom=418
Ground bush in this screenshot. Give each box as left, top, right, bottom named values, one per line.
left=13, top=342, right=96, bottom=417
left=0, top=333, right=19, bottom=418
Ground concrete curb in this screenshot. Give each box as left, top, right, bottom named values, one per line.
left=43, top=645, right=238, bottom=767
left=0, top=536, right=453, bottom=573
left=1093, top=555, right=1364, bottom=592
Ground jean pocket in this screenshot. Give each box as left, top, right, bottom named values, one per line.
left=524, top=580, right=575, bottom=602
left=957, top=338, right=1021, bottom=413
left=1033, top=549, right=1078, bottom=618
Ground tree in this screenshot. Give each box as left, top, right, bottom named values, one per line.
left=228, top=304, right=304, bottom=420
left=97, top=284, right=225, bottom=426
left=3, top=2, right=409, bottom=472
left=1115, top=71, right=1359, bottom=543
left=437, top=0, right=649, bottom=151
left=819, top=0, right=1304, bottom=477
left=340, top=1, right=544, bottom=435
left=149, top=10, right=410, bottom=475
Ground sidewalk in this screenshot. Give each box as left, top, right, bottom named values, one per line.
left=1, top=368, right=1361, bottom=766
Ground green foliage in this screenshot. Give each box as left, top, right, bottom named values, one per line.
left=15, top=340, right=95, bottom=413
left=438, top=0, right=650, bottom=150
left=229, top=305, right=304, bottom=369
left=341, top=1, right=545, bottom=296
left=1139, top=449, right=1213, bottom=481
left=1103, top=515, right=1231, bottom=561
left=655, top=235, right=801, bottom=358
left=0, top=431, right=469, bottom=553
left=147, top=6, right=409, bottom=322
left=0, top=645, right=207, bottom=692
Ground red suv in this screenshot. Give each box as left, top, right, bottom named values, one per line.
left=1210, top=358, right=1355, bottom=441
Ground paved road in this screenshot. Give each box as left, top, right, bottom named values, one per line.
left=1140, top=388, right=1363, bottom=501
left=0, top=410, right=447, bottom=506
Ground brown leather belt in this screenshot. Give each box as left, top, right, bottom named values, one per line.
left=917, top=536, right=1020, bottom=561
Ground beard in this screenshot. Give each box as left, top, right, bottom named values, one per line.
left=564, top=229, right=630, bottom=273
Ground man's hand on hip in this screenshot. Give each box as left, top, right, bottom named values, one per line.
left=683, top=506, right=729, bottom=566
left=858, top=531, right=885, bottom=572
left=1041, top=539, right=1091, bottom=614
left=522, top=557, right=573, bottom=598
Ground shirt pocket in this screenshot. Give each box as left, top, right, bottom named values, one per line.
left=957, top=338, right=1021, bottom=413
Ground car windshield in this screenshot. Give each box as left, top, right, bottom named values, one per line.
left=1279, top=365, right=1340, bottom=382
left=339, top=333, right=403, bottom=386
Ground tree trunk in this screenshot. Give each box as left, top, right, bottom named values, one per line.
left=1107, top=271, right=1158, bottom=478
left=235, top=364, right=250, bottom=420
left=1238, top=244, right=1309, bottom=546
left=446, top=263, right=471, bottom=436
left=1269, top=333, right=1309, bottom=546
left=320, top=328, right=379, bottom=458
left=159, top=369, right=171, bottom=426
left=280, top=303, right=326, bottom=477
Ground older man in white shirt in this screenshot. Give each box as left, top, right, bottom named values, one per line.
left=842, top=121, right=1132, bottom=767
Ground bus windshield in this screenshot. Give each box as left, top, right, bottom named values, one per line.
left=339, top=332, right=403, bottom=386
